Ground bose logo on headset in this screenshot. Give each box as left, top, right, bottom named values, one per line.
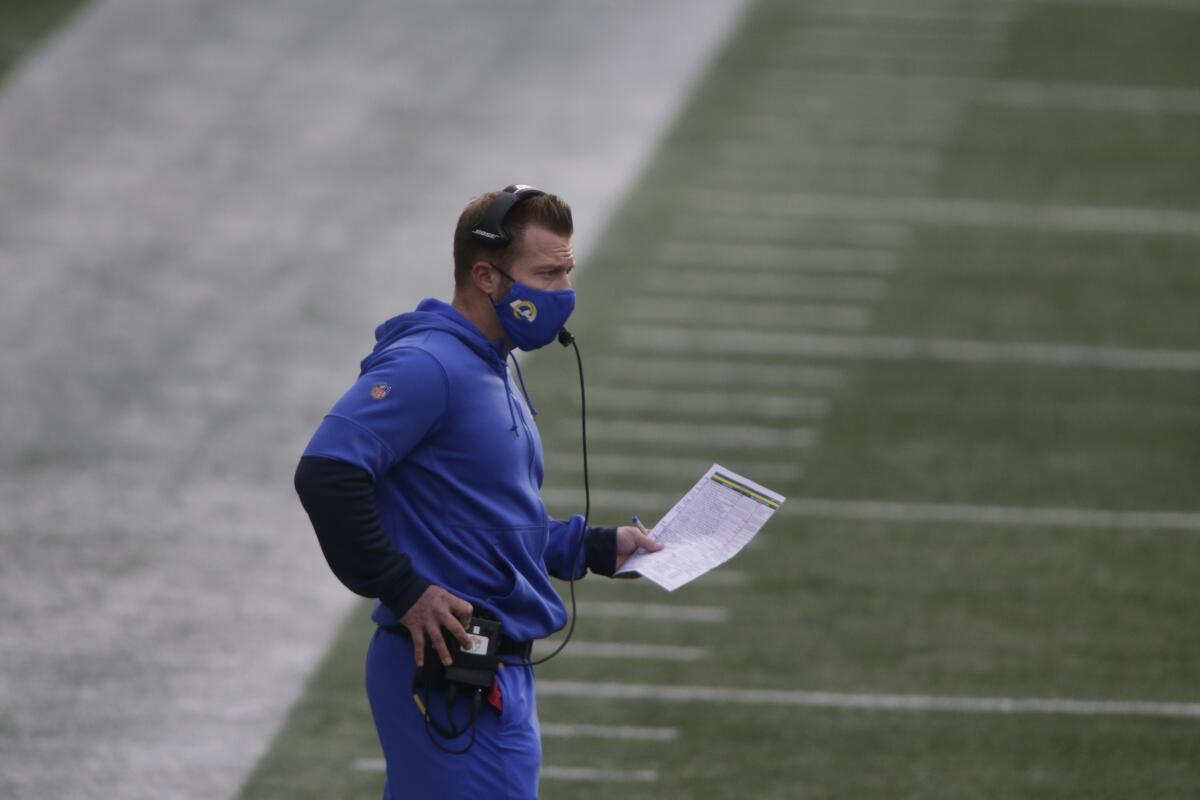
left=470, top=184, right=547, bottom=246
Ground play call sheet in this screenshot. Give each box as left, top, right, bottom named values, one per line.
left=615, top=464, right=786, bottom=591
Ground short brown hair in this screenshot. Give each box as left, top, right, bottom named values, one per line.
left=453, top=191, right=573, bottom=289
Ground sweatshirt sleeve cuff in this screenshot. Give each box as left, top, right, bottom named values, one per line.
left=583, top=526, right=618, bottom=577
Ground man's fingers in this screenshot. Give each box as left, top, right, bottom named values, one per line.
left=429, top=628, right=454, bottom=667
left=639, top=532, right=664, bottom=551
left=441, top=613, right=474, bottom=650
left=450, top=598, right=474, bottom=628
left=410, top=628, right=426, bottom=668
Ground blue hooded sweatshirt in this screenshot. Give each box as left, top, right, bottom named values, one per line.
left=302, top=298, right=595, bottom=642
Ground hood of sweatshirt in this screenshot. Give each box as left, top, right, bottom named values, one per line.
left=361, top=298, right=506, bottom=375
left=362, top=298, right=535, bottom=434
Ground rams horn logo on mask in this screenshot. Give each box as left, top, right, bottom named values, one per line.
left=510, top=299, right=538, bottom=322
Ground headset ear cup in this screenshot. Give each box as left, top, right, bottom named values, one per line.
left=470, top=185, right=546, bottom=245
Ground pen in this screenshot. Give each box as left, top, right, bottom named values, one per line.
left=631, top=515, right=650, bottom=537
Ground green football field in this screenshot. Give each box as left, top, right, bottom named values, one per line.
left=240, top=1, right=1200, bottom=797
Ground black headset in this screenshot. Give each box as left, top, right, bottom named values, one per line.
left=470, top=184, right=546, bottom=246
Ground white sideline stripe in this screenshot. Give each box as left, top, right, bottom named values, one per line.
left=658, top=241, right=898, bottom=273
left=535, top=640, right=708, bottom=662
left=578, top=419, right=817, bottom=449
left=669, top=214, right=911, bottom=248
left=585, top=387, right=829, bottom=419
left=789, top=498, right=1200, bottom=531
left=537, top=681, right=1200, bottom=720
left=352, top=758, right=386, bottom=773
left=596, top=356, right=846, bottom=389
left=542, top=451, right=803, bottom=482
left=579, top=602, right=730, bottom=624
left=616, top=327, right=1200, bottom=373
left=623, top=297, right=870, bottom=330
left=689, top=190, right=1200, bottom=238
left=542, top=766, right=659, bottom=783
left=644, top=270, right=888, bottom=301
left=540, top=723, right=679, bottom=742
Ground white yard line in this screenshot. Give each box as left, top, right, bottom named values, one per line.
left=545, top=489, right=1200, bottom=533
left=758, top=70, right=1200, bottom=115
left=617, top=327, right=1200, bottom=373
left=534, top=640, right=709, bottom=662
left=808, top=3, right=1013, bottom=24
left=658, top=241, right=897, bottom=273
left=545, top=487, right=724, bottom=514
left=717, top=139, right=946, bottom=175
left=986, top=79, right=1200, bottom=115
left=595, top=356, right=846, bottom=389
left=736, top=111, right=959, bottom=146
left=621, top=297, right=871, bottom=331
left=579, top=602, right=730, bottom=624
left=540, top=723, right=679, bottom=742
left=577, top=419, right=817, bottom=449
left=786, top=24, right=1006, bottom=47
left=705, top=167, right=936, bottom=198
left=352, top=758, right=386, bottom=773
left=584, top=387, right=829, bottom=419
left=1023, top=0, right=1200, bottom=12
left=788, top=498, right=1200, bottom=531
left=643, top=269, right=889, bottom=301
left=670, top=213, right=912, bottom=248
left=541, top=766, right=660, bottom=783
left=696, top=569, right=750, bottom=587
left=538, top=681, right=1200, bottom=720
left=688, top=190, right=1200, bottom=237
left=542, top=451, right=803, bottom=483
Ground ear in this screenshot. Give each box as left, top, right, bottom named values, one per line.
left=471, top=260, right=501, bottom=297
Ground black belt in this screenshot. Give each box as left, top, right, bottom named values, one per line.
left=384, top=624, right=533, bottom=660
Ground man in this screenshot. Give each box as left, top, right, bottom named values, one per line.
left=294, top=185, right=660, bottom=798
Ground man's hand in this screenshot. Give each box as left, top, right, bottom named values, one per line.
left=614, top=525, right=664, bottom=571
left=399, top=585, right=474, bottom=668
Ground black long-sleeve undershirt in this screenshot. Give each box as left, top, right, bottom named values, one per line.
left=294, top=456, right=430, bottom=617
left=294, top=456, right=619, bottom=620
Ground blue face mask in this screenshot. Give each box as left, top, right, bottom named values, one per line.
left=490, top=271, right=576, bottom=351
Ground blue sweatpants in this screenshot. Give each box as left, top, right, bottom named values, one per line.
left=365, top=626, right=542, bottom=799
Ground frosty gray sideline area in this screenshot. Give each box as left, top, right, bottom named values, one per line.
left=616, top=465, right=785, bottom=591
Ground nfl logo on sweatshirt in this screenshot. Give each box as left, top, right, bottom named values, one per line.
left=370, top=383, right=392, bottom=400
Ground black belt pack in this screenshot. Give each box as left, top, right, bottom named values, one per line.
left=393, top=615, right=532, bottom=693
